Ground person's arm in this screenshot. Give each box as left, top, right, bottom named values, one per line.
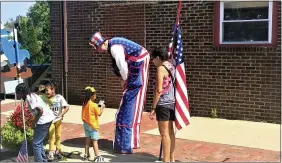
left=26, top=96, right=43, bottom=127
left=110, top=45, right=128, bottom=81
left=152, top=66, right=165, bottom=109
left=93, top=103, right=104, bottom=116
left=59, top=106, right=69, bottom=119
left=38, top=85, right=45, bottom=95
left=33, top=107, right=43, bottom=126
left=99, top=104, right=105, bottom=116
left=58, top=96, right=69, bottom=118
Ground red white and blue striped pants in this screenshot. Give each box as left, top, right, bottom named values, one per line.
left=113, top=50, right=150, bottom=153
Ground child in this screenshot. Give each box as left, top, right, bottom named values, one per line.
left=81, top=86, right=105, bottom=162
left=44, top=80, right=69, bottom=160
left=15, top=83, right=55, bottom=162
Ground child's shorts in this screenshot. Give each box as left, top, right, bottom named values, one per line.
left=83, top=122, right=99, bottom=140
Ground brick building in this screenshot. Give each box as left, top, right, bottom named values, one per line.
left=49, top=1, right=281, bottom=123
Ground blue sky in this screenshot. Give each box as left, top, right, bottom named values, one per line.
left=1, top=2, right=35, bottom=24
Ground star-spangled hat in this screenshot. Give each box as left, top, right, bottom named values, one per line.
left=89, top=32, right=109, bottom=51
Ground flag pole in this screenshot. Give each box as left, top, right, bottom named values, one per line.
left=157, top=143, right=162, bottom=161
left=14, top=17, right=28, bottom=160
left=173, top=0, right=182, bottom=137
left=13, top=16, right=22, bottom=108
left=157, top=1, right=182, bottom=162
left=12, top=23, right=18, bottom=108
left=21, top=99, right=29, bottom=160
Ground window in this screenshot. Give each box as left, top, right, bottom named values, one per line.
left=213, top=1, right=278, bottom=46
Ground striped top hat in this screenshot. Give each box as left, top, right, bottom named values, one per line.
left=89, top=32, right=108, bottom=51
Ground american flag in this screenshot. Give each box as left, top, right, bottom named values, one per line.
left=168, top=1, right=191, bottom=130
left=16, top=140, right=28, bottom=162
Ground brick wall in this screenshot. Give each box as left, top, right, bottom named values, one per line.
left=50, top=1, right=281, bottom=123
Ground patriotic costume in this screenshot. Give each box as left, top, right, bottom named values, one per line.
left=89, top=32, right=150, bottom=153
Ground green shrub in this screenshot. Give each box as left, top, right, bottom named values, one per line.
left=1, top=104, right=34, bottom=150
left=211, top=107, right=218, bottom=118
left=1, top=120, right=33, bottom=150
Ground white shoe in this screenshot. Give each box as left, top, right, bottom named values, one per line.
left=48, top=152, right=55, bottom=160
left=93, top=155, right=104, bottom=162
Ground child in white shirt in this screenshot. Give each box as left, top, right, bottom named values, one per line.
left=16, top=83, right=55, bottom=162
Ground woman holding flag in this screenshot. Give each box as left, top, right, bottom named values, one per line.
left=150, top=1, right=191, bottom=161
left=149, top=47, right=176, bottom=162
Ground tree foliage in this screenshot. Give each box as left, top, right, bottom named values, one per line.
left=4, top=18, right=14, bottom=29
left=4, top=1, right=50, bottom=64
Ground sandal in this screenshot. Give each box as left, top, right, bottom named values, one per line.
left=82, top=154, right=90, bottom=161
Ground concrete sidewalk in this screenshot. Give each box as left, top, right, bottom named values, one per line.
left=145, top=117, right=280, bottom=151
left=61, top=105, right=118, bottom=125
left=1, top=102, right=281, bottom=162
left=65, top=105, right=280, bottom=152
left=0, top=99, right=20, bottom=105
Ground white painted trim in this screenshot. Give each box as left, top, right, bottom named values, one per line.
left=101, top=1, right=157, bottom=7
left=219, top=2, right=224, bottom=44
left=219, top=1, right=273, bottom=44
left=221, top=41, right=269, bottom=45
left=268, top=1, right=273, bottom=43
left=222, top=19, right=269, bottom=23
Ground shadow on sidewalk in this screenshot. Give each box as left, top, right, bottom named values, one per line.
left=62, top=137, right=160, bottom=162
left=0, top=151, right=35, bottom=162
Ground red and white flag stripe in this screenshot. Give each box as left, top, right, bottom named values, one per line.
left=174, top=63, right=190, bottom=130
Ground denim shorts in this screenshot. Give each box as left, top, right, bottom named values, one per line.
left=83, top=122, right=99, bottom=140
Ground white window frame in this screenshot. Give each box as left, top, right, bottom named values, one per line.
left=219, top=1, right=273, bottom=44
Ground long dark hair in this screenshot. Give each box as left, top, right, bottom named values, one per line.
left=151, top=47, right=169, bottom=61
left=82, top=88, right=95, bottom=106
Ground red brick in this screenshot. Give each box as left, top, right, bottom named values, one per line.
left=50, top=1, right=281, bottom=124
left=1, top=103, right=17, bottom=112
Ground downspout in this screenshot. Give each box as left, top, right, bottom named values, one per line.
left=143, top=4, right=146, bottom=47
left=63, top=1, right=68, bottom=102
left=60, top=2, right=64, bottom=97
